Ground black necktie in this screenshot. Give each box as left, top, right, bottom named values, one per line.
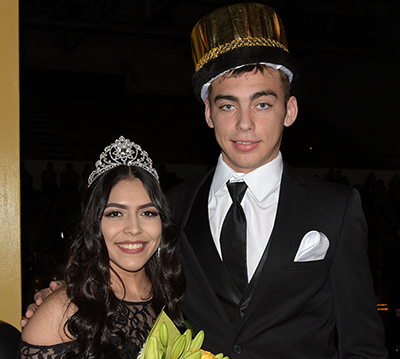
left=220, top=181, right=248, bottom=294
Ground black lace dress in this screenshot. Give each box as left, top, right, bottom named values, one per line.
left=17, top=300, right=157, bottom=359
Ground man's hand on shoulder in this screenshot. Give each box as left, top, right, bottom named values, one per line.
left=20, top=280, right=65, bottom=327
left=21, top=283, right=73, bottom=346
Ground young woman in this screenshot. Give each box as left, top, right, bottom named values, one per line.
left=18, top=137, right=185, bottom=359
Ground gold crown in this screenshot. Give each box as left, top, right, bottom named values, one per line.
left=190, top=3, right=298, bottom=103
left=191, top=3, right=289, bottom=72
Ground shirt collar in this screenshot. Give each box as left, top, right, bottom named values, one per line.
left=210, top=152, right=283, bottom=203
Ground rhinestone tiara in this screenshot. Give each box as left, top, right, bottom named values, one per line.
left=88, top=136, right=159, bottom=187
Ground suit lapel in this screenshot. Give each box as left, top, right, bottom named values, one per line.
left=184, top=174, right=244, bottom=327
left=239, top=163, right=308, bottom=327
left=175, top=170, right=235, bottom=328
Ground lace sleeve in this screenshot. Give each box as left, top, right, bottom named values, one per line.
left=17, top=340, right=74, bottom=359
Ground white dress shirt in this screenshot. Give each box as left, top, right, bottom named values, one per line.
left=208, top=152, right=283, bottom=281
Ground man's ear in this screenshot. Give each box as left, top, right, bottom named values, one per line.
left=284, top=96, right=298, bottom=128
left=205, top=98, right=214, bottom=128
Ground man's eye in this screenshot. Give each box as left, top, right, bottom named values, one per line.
left=221, top=104, right=234, bottom=110
left=258, top=102, right=270, bottom=109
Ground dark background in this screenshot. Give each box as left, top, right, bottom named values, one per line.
left=19, top=0, right=400, bottom=170
left=18, top=0, right=400, bottom=356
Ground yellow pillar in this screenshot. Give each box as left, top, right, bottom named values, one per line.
left=0, top=0, right=21, bottom=328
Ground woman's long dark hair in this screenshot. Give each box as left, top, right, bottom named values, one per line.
left=63, top=165, right=185, bottom=358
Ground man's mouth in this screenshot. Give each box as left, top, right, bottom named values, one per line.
left=234, top=141, right=258, bottom=145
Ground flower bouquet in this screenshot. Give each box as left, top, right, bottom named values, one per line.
left=138, top=309, right=228, bottom=359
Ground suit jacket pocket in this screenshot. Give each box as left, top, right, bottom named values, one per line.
left=287, top=260, right=326, bottom=271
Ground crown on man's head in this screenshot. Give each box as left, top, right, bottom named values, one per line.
left=191, top=2, right=299, bottom=103
left=88, top=136, right=159, bottom=187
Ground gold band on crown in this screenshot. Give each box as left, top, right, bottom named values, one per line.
left=195, top=37, right=289, bottom=72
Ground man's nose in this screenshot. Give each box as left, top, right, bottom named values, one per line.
left=236, top=109, right=255, bottom=132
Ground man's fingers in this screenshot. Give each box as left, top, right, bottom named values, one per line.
left=25, top=303, right=38, bottom=318
left=33, top=287, right=52, bottom=305
left=21, top=281, right=66, bottom=328
left=49, top=280, right=63, bottom=291
left=20, top=302, right=39, bottom=327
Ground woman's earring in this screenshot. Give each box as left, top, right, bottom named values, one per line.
left=157, top=247, right=161, bottom=259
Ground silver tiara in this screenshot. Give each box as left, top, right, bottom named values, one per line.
left=88, top=136, right=159, bottom=186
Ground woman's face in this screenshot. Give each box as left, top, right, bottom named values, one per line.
left=101, top=178, right=162, bottom=277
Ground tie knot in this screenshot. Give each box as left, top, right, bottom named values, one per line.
left=227, top=181, right=247, bottom=203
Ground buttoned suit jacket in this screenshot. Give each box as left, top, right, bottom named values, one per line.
left=167, top=162, right=388, bottom=359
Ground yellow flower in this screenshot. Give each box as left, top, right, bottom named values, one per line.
left=200, top=349, right=217, bottom=359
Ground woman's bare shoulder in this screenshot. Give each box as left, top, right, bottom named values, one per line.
left=21, top=287, right=77, bottom=345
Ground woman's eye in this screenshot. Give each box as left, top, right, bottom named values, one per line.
left=142, top=210, right=159, bottom=218
left=105, top=211, right=122, bottom=218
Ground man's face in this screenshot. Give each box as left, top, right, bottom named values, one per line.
left=205, top=68, right=298, bottom=173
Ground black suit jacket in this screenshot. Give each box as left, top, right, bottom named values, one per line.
left=168, top=162, right=388, bottom=359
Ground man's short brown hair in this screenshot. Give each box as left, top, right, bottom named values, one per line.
left=208, top=64, right=291, bottom=107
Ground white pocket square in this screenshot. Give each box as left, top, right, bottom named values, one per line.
left=294, top=230, right=330, bottom=262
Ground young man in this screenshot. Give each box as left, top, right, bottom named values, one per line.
left=167, top=3, right=388, bottom=358
left=24, top=3, right=388, bottom=358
